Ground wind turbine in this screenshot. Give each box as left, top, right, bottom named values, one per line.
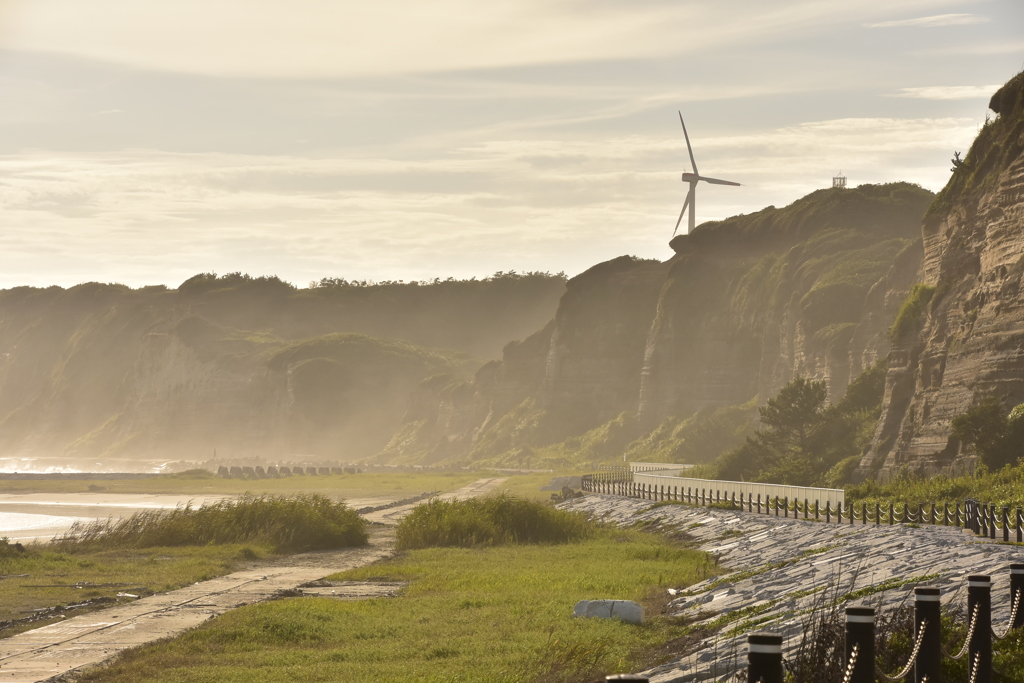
left=673, top=112, right=741, bottom=236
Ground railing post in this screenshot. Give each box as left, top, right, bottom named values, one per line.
left=746, top=632, right=783, bottom=683
left=914, top=587, right=942, bottom=683
left=845, top=606, right=875, bottom=683
left=1018, top=507, right=1023, bottom=543
left=876, top=502, right=881, bottom=526
left=889, top=501, right=894, bottom=526
left=815, top=500, right=819, bottom=521
left=826, top=501, right=831, bottom=524
left=990, top=504, right=997, bottom=539
left=1003, top=506, right=1010, bottom=542
left=917, top=502, right=924, bottom=524
left=775, top=496, right=780, bottom=517
left=930, top=502, right=936, bottom=524
left=757, top=493, right=761, bottom=513
left=804, top=498, right=808, bottom=520
left=1011, top=564, right=1024, bottom=629
left=943, top=502, right=949, bottom=526
left=783, top=497, right=788, bottom=518
left=604, top=675, right=648, bottom=682
left=968, top=575, right=992, bottom=683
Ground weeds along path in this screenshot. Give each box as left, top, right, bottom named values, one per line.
left=0, top=478, right=506, bottom=683
left=562, top=494, right=1024, bottom=683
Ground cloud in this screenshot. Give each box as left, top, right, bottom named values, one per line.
left=2, top=0, right=966, bottom=78
left=892, top=85, right=1002, bottom=100
left=866, top=13, right=988, bottom=28
left=0, top=114, right=983, bottom=289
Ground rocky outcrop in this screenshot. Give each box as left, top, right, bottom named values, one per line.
left=862, top=72, right=1024, bottom=478
left=385, top=184, right=932, bottom=466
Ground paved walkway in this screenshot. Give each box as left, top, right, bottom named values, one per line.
left=563, top=494, right=1024, bottom=682
left=0, top=478, right=507, bottom=683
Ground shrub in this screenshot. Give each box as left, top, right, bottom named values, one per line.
left=52, top=494, right=367, bottom=554
left=888, top=283, right=935, bottom=341
left=395, top=494, right=595, bottom=550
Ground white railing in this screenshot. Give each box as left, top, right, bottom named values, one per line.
left=628, top=462, right=695, bottom=476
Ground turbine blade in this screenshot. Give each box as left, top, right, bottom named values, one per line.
left=678, top=111, right=699, bottom=177
left=699, top=176, right=741, bottom=186
left=672, top=190, right=693, bottom=236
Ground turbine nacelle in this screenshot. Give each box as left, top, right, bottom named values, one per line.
left=673, top=112, right=741, bottom=236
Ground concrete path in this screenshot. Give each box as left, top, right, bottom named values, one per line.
left=563, top=494, right=1024, bottom=682
left=0, top=478, right=507, bottom=683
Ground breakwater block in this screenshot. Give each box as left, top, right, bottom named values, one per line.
left=572, top=600, right=644, bottom=624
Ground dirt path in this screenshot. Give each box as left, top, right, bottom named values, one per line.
left=0, top=478, right=507, bottom=683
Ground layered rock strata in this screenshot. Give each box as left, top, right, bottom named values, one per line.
left=861, top=72, right=1024, bottom=477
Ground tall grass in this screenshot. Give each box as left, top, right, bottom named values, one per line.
left=52, top=494, right=367, bottom=554
left=395, top=494, right=594, bottom=550
left=847, top=462, right=1024, bottom=508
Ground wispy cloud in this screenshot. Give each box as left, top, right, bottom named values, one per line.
left=0, top=115, right=982, bottom=289
left=866, top=13, right=988, bottom=28
left=892, top=85, right=1002, bottom=100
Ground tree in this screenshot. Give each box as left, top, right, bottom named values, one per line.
left=951, top=397, right=1024, bottom=471
left=758, top=377, right=828, bottom=454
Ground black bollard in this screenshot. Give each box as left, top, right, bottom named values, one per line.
left=968, top=575, right=992, bottom=683
left=1011, top=564, right=1024, bottom=629
left=991, top=504, right=997, bottom=539
left=844, top=606, right=875, bottom=683
left=913, top=587, right=942, bottom=683
left=1003, top=507, right=1010, bottom=542
left=747, top=632, right=783, bottom=683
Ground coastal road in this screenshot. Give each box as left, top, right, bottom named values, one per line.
left=0, top=477, right=507, bottom=683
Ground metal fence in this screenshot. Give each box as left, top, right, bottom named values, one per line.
left=581, top=472, right=1024, bottom=541
left=600, top=564, right=1024, bottom=683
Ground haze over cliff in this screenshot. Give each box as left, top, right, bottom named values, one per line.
left=4, top=71, right=1022, bottom=479
left=0, top=272, right=565, bottom=470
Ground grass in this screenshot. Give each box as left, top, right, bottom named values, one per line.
left=51, top=494, right=367, bottom=554
left=395, top=494, right=594, bottom=549
left=0, top=541, right=264, bottom=638
left=72, top=528, right=716, bottom=683
left=0, top=470, right=487, bottom=497
left=847, top=463, right=1024, bottom=509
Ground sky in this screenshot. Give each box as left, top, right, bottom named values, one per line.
left=0, top=0, right=1021, bottom=290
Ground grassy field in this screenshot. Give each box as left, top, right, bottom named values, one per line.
left=71, top=529, right=715, bottom=682
left=1, top=494, right=368, bottom=639
left=0, top=470, right=490, bottom=498
left=0, top=542, right=264, bottom=639
left=0, top=470, right=575, bottom=500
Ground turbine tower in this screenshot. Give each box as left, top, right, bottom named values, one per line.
left=673, top=112, right=741, bottom=236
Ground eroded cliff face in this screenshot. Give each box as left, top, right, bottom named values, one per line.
left=862, top=73, right=1024, bottom=478
left=384, top=184, right=932, bottom=466
left=0, top=275, right=560, bottom=469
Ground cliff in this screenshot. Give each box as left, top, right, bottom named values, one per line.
left=381, top=183, right=933, bottom=467
left=860, top=71, right=1024, bottom=478
left=0, top=273, right=564, bottom=469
